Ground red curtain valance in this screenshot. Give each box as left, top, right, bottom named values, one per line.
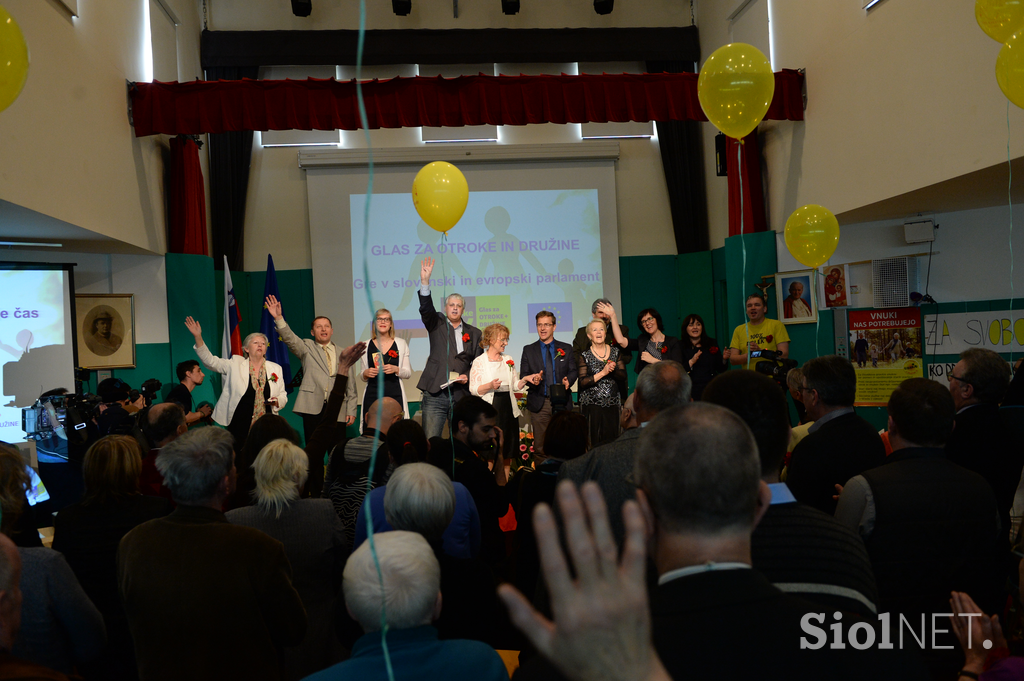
left=129, top=70, right=804, bottom=137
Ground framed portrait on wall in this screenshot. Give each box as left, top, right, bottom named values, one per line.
left=75, top=294, right=136, bottom=369
left=775, top=271, right=817, bottom=324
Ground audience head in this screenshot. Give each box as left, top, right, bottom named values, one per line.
left=343, top=531, right=441, bottom=632
left=800, top=355, right=856, bottom=415
left=681, top=313, right=710, bottom=349
left=0, top=533, right=21, bottom=651
left=620, top=393, right=638, bottom=431
left=451, top=396, right=498, bottom=449
left=384, top=463, right=456, bottom=545
left=371, top=309, right=394, bottom=341
left=366, top=397, right=403, bottom=434
left=636, top=308, right=664, bottom=335
left=176, top=359, right=203, bottom=384
left=703, top=371, right=790, bottom=480
left=241, top=332, right=269, bottom=360
left=386, top=419, right=429, bottom=467
left=635, top=404, right=762, bottom=538
left=591, top=298, right=613, bottom=320
left=252, top=439, right=308, bottom=518
left=241, top=415, right=300, bottom=466
left=98, top=377, right=131, bottom=405
left=542, top=410, right=590, bottom=460
left=144, top=402, right=187, bottom=448
left=888, top=378, right=956, bottom=448
left=950, top=348, right=1011, bottom=409
left=0, top=444, right=28, bottom=537
left=480, top=323, right=510, bottom=351
left=786, top=367, right=804, bottom=401
left=82, top=435, right=143, bottom=505
left=633, top=361, right=691, bottom=423
left=156, top=427, right=235, bottom=507
left=39, top=387, right=69, bottom=399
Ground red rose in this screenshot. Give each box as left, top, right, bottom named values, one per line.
left=766, top=335, right=774, bottom=343
left=710, top=346, right=719, bottom=354
left=387, top=349, right=398, bottom=359
left=660, top=346, right=668, bottom=354
left=506, top=359, right=515, bottom=369
left=462, top=332, right=470, bottom=343
left=269, top=373, right=279, bottom=383
left=556, top=348, right=565, bottom=358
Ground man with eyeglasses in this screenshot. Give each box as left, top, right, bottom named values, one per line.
left=945, top=348, right=1017, bottom=550
left=521, top=311, right=578, bottom=454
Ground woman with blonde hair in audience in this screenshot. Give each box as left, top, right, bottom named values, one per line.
left=227, top=438, right=348, bottom=680
left=184, top=315, right=288, bottom=452
left=53, top=435, right=172, bottom=680
left=470, top=323, right=541, bottom=461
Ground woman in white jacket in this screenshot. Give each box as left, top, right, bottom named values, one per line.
left=185, top=316, right=287, bottom=451
left=469, top=323, right=541, bottom=461
left=359, top=308, right=412, bottom=421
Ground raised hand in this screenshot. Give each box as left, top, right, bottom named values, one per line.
left=184, top=316, right=203, bottom=339
left=595, top=301, right=616, bottom=320
left=338, top=342, right=367, bottom=374
left=689, top=349, right=702, bottom=367
left=420, top=256, right=435, bottom=285
left=265, top=295, right=283, bottom=320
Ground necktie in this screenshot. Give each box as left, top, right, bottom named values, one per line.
left=544, top=344, right=555, bottom=396
left=324, top=345, right=333, bottom=374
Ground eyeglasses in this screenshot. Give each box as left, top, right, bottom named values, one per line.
left=949, top=373, right=971, bottom=385
left=376, top=317, right=392, bottom=323
left=641, top=317, right=656, bottom=324
left=537, top=323, right=554, bottom=329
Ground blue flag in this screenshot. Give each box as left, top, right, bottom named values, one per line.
left=261, top=254, right=293, bottom=392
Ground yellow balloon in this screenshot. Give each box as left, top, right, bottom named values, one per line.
left=412, top=161, right=469, bottom=234
left=784, top=204, right=840, bottom=268
left=996, top=31, right=1024, bottom=109
left=977, top=0, right=1024, bottom=43
left=697, top=43, right=774, bottom=140
left=0, top=7, right=28, bottom=113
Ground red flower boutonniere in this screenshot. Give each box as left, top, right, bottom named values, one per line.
left=462, top=332, right=471, bottom=343
left=710, top=346, right=719, bottom=354
left=269, top=373, right=279, bottom=383
left=506, top=359, right=515, bottom=370
left=766, top=335, right=774, bottom=343
left=387, top=349, right=398, bottom=359
left=660, top=346, right=669, bottom=355
left=555, top=348, right=566, bottom=358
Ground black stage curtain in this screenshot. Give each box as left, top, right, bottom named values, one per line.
left=647, top=60, right=708, bottom=254
left=205, top=66, right=258, bottom=272
left=202, top=26, right=700, bottom=68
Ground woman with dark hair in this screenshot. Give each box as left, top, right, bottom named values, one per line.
left=680, top=313, right=731, bottom=401
left=352, top=419, right=481, bottom=560
left=598, top=303, right=683, bottom=374
left=509, top=411, right=590, bottom=599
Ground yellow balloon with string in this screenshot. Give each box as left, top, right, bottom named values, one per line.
left=0, top=6, right=28, bottom=113
left=784, top=205, right=840, bottom=268
left=412, top=162, right=469, bottom=234
left=697, top=42, right=775, bottom=140
left=977, top=0, right=1024, bottom=43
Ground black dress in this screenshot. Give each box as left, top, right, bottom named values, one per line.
left=363, top=339, right=405, bottom=414
left=577, top=346, right=627, bottom=448
left=681, top=336, right=728, bottom=401
left=227, top=376, right=270, bottom=453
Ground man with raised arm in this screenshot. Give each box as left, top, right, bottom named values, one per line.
left=265, top=295, right=357, bottom=495
left=417, top=257, right=483, bottom=440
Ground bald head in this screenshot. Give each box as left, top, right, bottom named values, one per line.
left=366, top=397, right=403, bottom=434
left=0, top=533, right=21, bottom=650
left=144, top=402, right=186, bottom=447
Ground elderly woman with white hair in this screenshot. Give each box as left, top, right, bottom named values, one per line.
left=227, top=438, right=348, bottom=680
left=185, top=315, right=288, bottom=450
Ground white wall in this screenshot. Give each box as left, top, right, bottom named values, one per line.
left=0, top=0, right=205, bottom=254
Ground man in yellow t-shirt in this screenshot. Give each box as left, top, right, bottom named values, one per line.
left=729, top=295, right=791, bottom=369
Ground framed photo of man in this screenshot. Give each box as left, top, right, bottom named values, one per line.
left=775, top=271, right=817, bottom=324
left=76, top=294, right=135, bottom=369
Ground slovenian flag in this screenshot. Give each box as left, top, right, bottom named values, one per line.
left=222, top=255, right=243, bottom=358
left=261, top=254, right=293, bottom=390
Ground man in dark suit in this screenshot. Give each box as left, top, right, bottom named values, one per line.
left=571, top=297, right=631, bottom=399
left=118, top=427, right=306, bottom=681
left=558, top=361, right=690, bottom=547
left=418, top=257, right=483, bottom=439
left=511, top=405, right=927, bottom=680
left=786, top=355, right=886, bottom=515
left=520, top=310, right=578, bottom=455
left=945, top=347, right=1018, bottom=544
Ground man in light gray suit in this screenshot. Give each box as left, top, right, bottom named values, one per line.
left=558, top=360, right=691, bottom=546
left=266, top=295, right=356, bottom=496
left=417, top=257, right=483, bottom=440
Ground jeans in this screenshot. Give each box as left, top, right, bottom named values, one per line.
left=420, top=390, right=457, bottom=440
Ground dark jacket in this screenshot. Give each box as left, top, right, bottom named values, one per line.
left=679, top=336, right=728, bottom=401
left=416, top=292, right=482, bottom=397
left=520, top=339, right=578, bottom=413
left=787, top=411, right=886, bottom=515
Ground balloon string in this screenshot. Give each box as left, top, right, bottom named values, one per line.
left=441, top=231, right=456, bottom=479
left=1009, top=100, right=1016, bottom=365
left=813, top=268, right=820, bottom=359
left=354, top=0, right=394, bottom=676
left=738, top=138, right=752, bottom=369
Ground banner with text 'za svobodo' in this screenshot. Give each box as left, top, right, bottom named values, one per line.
left=848, top=307, right=923, bottom=406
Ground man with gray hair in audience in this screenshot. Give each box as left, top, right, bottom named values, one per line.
left=558, top=361, right=691, bottom=545
left=307, top=531, right=508, bottom=681
left=118, top=427, right=307, bottom=681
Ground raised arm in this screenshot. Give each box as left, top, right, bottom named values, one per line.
left=266, top=295, right=308, bottom=359
left=596, top=302, right=630, bottom=349
left=418, top=257, right=441, bottom=332
left=186, top=317, right=232, bottom=374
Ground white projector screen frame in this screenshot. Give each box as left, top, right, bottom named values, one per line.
left=306, top=156, right=621, bottom=402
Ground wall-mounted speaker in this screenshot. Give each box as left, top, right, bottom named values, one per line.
left=872, top=256, right=920, bottom=308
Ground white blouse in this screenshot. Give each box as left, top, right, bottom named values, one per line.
left=469, top=352, right=523, bottom=418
